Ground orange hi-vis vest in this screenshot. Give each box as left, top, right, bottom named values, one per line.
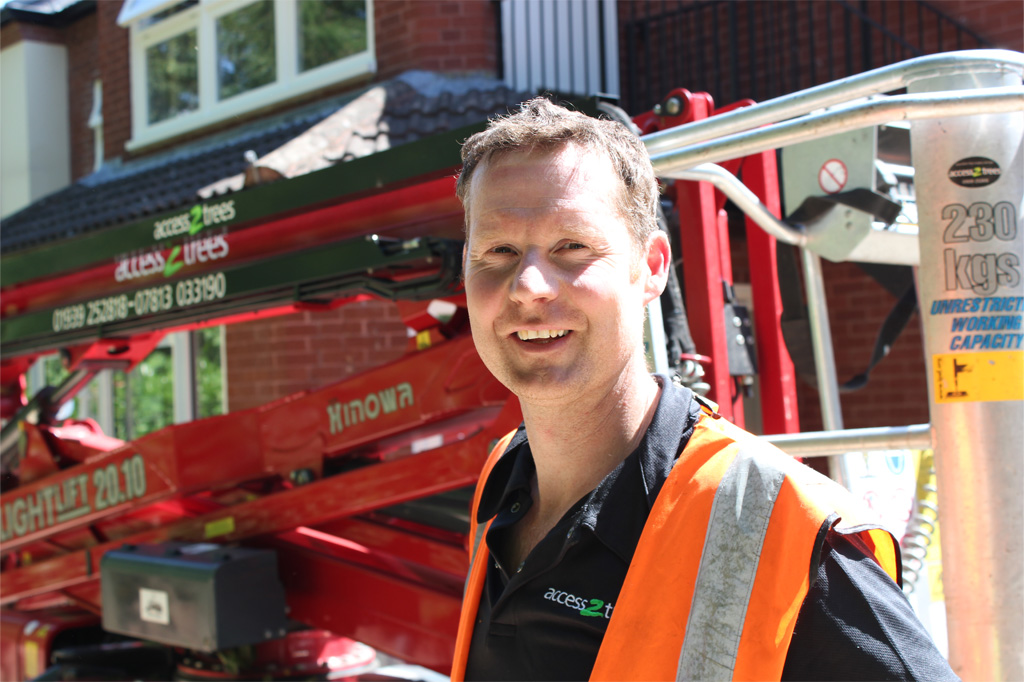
left=451, top=408, right=900, bottom=681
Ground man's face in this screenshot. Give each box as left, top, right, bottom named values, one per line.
left=463, top=144, right=666, bottom=404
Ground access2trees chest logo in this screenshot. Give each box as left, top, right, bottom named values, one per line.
left=543, top=587, right=614, bottom=620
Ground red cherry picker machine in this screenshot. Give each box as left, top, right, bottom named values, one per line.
left=1, top=50, right=1022, bottom=680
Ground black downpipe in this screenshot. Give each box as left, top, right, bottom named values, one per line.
left=644, top=1, right=654, bottom=108
left=808, top=0, right=817, bottom=87
left=860, top=0, right=873, bottom=72
left=789, top=1, right=799, bottom=94
left=728, top=2, right=738, bottom=103
left=493, top=0, right=504, bottom=86
left=713, top=4, right=722, bottom=102
left=826, top=1, right=834, bottom=82
left=598, top=0, right=608, bottom=93
left=696, top=5, right=707, bottom=97
left=747, top=1, right=757, bottom=100
left=843, top=4, right=853, bottom=77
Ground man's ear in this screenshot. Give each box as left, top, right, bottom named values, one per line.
left=642, top=231, right=671, bottom=305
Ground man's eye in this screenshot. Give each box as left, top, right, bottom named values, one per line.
left=562, top=242, right=586, bottom=250
left=491, top=246, right=515, bottom=254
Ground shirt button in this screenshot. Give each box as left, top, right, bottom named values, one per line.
left=510, top=502, right=521, bottom=514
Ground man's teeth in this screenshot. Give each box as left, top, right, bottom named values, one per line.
left=517, top=329, right=569, bottom=341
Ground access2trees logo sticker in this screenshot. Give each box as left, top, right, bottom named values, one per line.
left=948, top=157, right=1001, bottom=188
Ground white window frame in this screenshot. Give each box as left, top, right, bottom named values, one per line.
left=125, top=0, right=375, bottom=150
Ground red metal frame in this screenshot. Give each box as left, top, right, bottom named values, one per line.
left=1, top=177, right=463, bottom=318
left=634, top=89, right=799, bottom=433
left=1, top=317, right=521, bottom=671
left=1, top=87, right=806, bottom=678
left=2, top=331, right=514, bottom=556
left=737, top=148, right=801, bottom=434
left=0, top=606, right=100, bottom=681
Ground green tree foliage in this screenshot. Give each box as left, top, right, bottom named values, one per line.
left=147, top=29, right=199, bottom=124
left=116, top=348, right=173, bottom=440
left=217, top=0, right=276, bottom=100
left=196, top=327, right=225, bottom=419
left=27, top=328, right=224, bottom=441
left=299, top=0, right=367, bottom=72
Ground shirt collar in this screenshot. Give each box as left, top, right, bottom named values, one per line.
left=587, top=377, right=700, bottom=562
left=475, top=377, right=702, bottom=562
left=477, top=425, right=531, bottom=523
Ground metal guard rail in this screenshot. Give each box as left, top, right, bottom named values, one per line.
left=642, top=49, right=1024, bottom=154
left=766, top=424, right=933, bottom=458
left=640, top=49, right=1024, bottom=248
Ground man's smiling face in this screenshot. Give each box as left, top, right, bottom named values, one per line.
left=463, top=144, right=661, bottom=404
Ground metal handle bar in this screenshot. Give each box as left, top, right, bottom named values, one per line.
left=765, top=423, right=933, bottom=458
left=651, top=86, right=1024, bottom=175
left=674, top=164, right=807, bottom=246
left=642, top=49, right=1024, bottom=155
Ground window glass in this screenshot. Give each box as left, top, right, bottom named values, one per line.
left=216, top=0, right=276, bottom=100
left=146, top=29, right=199, bottom=124
left=196, top=326, right=225, bottom=418
left=298, top=0, right=367, bottom=72
left=114, top=347, right=175, bottom=440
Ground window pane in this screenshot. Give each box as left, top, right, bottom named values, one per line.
left=146, top=29, right=199, bottom=124
left=124, top=347, right=174, bottom=439
left=196, top=326, right=225, bottom=418
left=217, top=0, right=276, bottom=100
left=298, top=0, right=367, bottom=72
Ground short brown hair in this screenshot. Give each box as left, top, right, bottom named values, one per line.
left=456, top=97, right=658, bottom=248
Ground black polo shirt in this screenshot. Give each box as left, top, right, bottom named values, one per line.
left=465, top=377, right=958, bottom=681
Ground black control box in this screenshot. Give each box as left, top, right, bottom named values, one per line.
left=101, top=542, right=289, bottom=652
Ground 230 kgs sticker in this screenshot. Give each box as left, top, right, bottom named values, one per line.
left=942, top=201, right=1021, bottom=296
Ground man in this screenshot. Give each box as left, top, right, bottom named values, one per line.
left=450, top=98, right=956, bottom=681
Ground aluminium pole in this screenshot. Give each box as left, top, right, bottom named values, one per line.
left=907, top=59, right=1024, bottom=680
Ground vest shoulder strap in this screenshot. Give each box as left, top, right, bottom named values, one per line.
left=450, top=429, right=518, bottom=681
left=592, top=415, right=897, bottom=682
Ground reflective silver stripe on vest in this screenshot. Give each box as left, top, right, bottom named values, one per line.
left=464, top=520, right=488, bottom=599
left=676, top=447, right=788, bottom=681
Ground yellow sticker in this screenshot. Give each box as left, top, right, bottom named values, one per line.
left=932, top=351, right=1024, bottom=403
left=23, top=641, right=39, bottom=679
left=204, top=516, right=235, bottom=539
left=416, top=330, right=432, bottom=351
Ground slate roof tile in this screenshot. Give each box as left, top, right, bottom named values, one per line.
left=1, top=72, right=530, bottom=256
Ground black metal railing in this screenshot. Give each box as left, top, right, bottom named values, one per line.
left=620, top=0, right=995, bottom=114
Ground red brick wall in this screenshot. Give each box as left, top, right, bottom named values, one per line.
left=934, top=0, right=1024, bottom=50
left=376, top=0, right=498, bottom=79
left=0, top=20, right=62, bottom=46
left=618, top=0, right=1023, bottom=113
left=795, top=263, right=930, bottom=432
left=66, top=11, right=99, bottom=181
left=96, top=0, right=131, bottom=164
left=225, top=300, right=408, bottom=412
left=84, top=0, right=499, bottom=161
left=726, top=214, right=929, bottom=432
left=2, top=12, right=99, bottom=182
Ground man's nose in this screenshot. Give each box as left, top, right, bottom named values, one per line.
left=510, top=253, right=558, bottom=303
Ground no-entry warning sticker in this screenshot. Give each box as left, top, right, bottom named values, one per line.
left=818, top=158, right=848, bottom=194
left=932, top=350, right=1024, bottom=403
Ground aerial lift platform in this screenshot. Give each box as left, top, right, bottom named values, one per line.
left=1, top=49, right=1021, bottom=680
